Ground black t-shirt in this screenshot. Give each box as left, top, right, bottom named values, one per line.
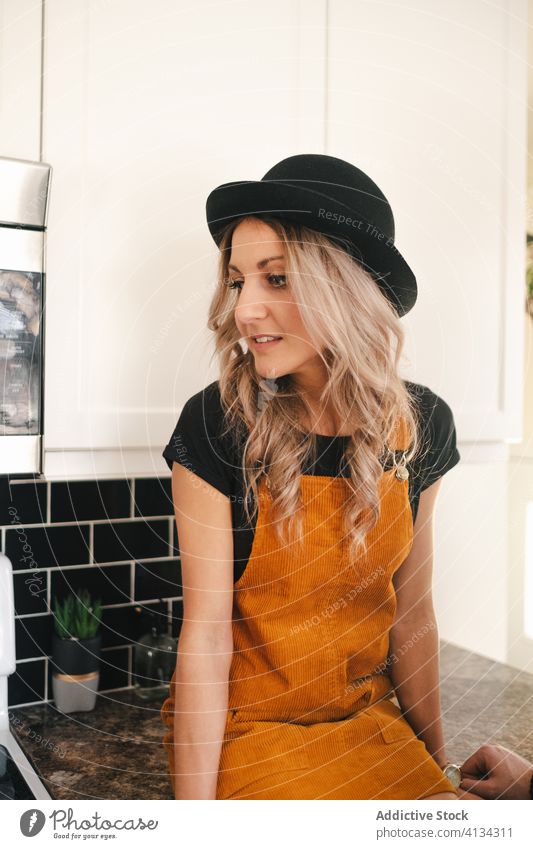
left=162, top=380, right=461, bottom=584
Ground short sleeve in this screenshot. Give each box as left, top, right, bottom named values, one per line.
left=162, top=382, right=236, bottom=498
left=407, top=384, right=461, bottom=496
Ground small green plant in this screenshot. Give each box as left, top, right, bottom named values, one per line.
left=53, top=589, right=103, bottom=639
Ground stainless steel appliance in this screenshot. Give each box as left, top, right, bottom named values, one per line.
left=0, top=553, right=51, bottom=799
left=0, top=156, right=52, bottom=474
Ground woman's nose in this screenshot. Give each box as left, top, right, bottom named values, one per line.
left=234, top=280, right=269, bottom=323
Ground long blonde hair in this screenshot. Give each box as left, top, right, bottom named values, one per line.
left=207, top=214, right=423, bottom=561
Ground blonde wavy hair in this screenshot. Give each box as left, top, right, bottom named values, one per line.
left=207, top=214, right=424, bottom=562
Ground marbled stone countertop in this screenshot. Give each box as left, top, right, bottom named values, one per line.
left=10, top=685, right=172, bottom=800
left=9, top=641, right=533, bottom=800
left=439, top=641, right=533, bottom=767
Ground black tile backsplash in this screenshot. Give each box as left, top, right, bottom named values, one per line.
left=99, top=602, right=164, bottom=649
left=93, top=519, right=169, bottom=564
left=6, top=523, right=90, bottom=570
left=134, top=559, right=182, bottom=601
left=8, top=659, right=46, bottom=706
left=97, top=647, right=130, bottom=692
left=15, top=614, right=52, bottom=660
left=50, top=563, right=131, bottom=607
left=2, top=475, right=181, bottom=708
left=14, top=570, right=48, bottom=616
left=51, top=479, right=132, bottom=523
left=134, top=477, right=173, bottom=518
left=0, top=479, right=47, bottom=526
left=133, top=601, right=169, bottom=641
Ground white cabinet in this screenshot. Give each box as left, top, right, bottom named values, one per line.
left=327, top=0, right=527, bottom=449
left=41, top=0, right=324, bottom=476
left=0, top=0, right=42, bottom=161
left=34, top=0, right=528, bottom=475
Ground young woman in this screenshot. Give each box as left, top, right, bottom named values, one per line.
left=160, top=154, right=462, bottom=800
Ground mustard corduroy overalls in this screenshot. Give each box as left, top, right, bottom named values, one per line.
left=160, top=415, right=458, bottom=799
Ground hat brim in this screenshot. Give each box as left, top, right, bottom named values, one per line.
left=206, top=180, right=417, bottom=317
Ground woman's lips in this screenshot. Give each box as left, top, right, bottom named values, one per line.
left=251, top=337, right=283, bottom=350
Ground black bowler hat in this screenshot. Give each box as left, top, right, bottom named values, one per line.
left=205, top=153, right=417, bottom=317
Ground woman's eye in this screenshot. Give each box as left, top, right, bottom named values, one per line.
left=224, top=274, right=287, bottom=290
left=224, top=277, right=242, bottom=290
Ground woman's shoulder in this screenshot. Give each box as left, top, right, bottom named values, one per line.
left=162, top=381, right=241, bottom=489
left=402, top=379, right=461, bottom=490
left=403, top=380, right=456, bottom=429
left=180, top=379, right=225, bottom=423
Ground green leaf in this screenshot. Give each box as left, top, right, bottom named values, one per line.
left=52, top=588, right=102, bottom=639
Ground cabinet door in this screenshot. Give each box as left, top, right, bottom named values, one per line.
left=328, top=0, right=527, bottom=449
left=0, top=0, right=42, bottom=160
left=42, top=0, right=323, bottom=476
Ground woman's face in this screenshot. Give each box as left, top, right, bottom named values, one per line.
left=228, top=218, right=326, bottom=390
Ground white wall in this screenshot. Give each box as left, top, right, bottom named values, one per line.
left=434, top=463, right=509, bottom=664
left=505, top=0, right=533, bottom=671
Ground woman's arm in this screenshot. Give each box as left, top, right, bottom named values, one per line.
left=388, top=477, right=448, bottom=768
left=170, top=461, right=234, bottom=800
